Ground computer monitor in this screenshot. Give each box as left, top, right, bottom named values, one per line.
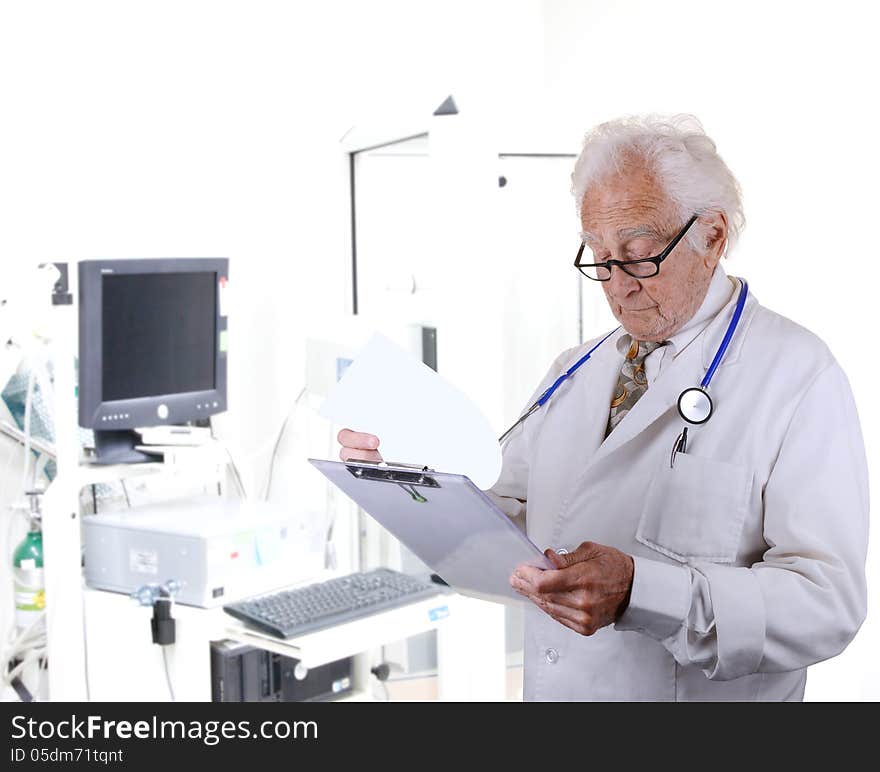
left=78, top=258, right=229, bottom=464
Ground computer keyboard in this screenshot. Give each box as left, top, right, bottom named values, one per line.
left=223, top=568, right=441, bottom=639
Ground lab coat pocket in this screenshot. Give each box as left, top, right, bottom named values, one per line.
left=635, top=453, right=751, bottom=564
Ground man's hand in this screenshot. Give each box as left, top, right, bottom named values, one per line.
left=509, top=541, right=635, bottom=636
left=337, top=428, right=383, bottom=463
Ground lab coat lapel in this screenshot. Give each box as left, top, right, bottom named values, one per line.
left=589, top=343, right=699, bottom=463
left=575, top=335, right=627, bottom=456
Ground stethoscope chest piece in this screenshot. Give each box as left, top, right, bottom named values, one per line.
left=677, top=387, right=713, bottom=425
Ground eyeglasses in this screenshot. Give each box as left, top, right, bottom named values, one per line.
left=574, top=214, right=699, bottom=281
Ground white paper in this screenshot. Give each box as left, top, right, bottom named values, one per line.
left=318, top=333, right=502, bottom=490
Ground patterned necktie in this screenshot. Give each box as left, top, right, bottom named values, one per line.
left=605, top=337, right=665, bottom=437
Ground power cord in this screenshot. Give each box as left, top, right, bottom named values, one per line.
left=225, top=447, right=247, bottom=498
left=371, top=663, right=391, bottom=701
left=263, top=386, right=307, bottom=500
left=208, top=418, right=247, bottom=498
left=1, top=613, right=47, bottom=698
left=20, top=367, right=35, bottom=492
left=161, top=647, right=175, bottom=702
left=81, top=577, right=92, bottom=701
left=131, top=581, right=180, bottom=702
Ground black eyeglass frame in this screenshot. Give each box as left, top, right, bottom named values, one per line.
left=574, top=214, right=699, bottom=281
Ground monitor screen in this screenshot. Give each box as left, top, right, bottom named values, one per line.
left=101, top=272, right=217, bottom=401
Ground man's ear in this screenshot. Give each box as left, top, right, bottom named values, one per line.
left=701, top=209, right=729, bottom=267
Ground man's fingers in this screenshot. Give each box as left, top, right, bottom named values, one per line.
left=516, top=564, right=554, bottom=586
left=552, top=613, right=597, bottom=637
left=517, top=591, right=595, bottom=634
left=339, top=447, right=383, bottom=463
left=546, top=542, right=602, bottom=568
left=337, top=428, right=380, bottom=451
left=336, top=428, right=383, bottom=463
left=570, top=541, right=604, bottom=562
left=511, top=576, right=586, bottom=615
left=515, top=565, right=577, bottom=594
left=536, top=597, right=591, bottom=627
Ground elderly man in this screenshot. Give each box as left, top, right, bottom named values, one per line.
left=338, top=115, right=868, bottom=701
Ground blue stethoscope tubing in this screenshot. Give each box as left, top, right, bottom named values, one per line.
left=700, top=279, right=748, bottom=389
left=676, top=279, right=748, bottom=426
left=497, top=279, right=749, bottom=445
left=497, top=325, right=620, bottom=444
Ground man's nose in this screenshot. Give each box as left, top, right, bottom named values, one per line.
left=607, top=265, right=642, bottom=296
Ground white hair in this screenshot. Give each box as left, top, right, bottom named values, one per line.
left=571, top=114, right=745, bottom=255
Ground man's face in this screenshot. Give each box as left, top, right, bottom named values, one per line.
left=579, top=160, right=718, bottom=342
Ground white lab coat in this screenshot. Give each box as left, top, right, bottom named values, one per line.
left=489, top=270, right=869, bottom=701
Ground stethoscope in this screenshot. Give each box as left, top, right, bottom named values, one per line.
left=498, top=280, right=750, bottom=468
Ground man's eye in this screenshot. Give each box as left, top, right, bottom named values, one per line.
left=624, top=239, right=657, bottom=258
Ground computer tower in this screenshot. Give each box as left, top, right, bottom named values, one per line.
left=210, top=640, right=353, bottom=702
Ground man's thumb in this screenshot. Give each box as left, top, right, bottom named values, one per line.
left=544, top=548, right=571, bottom=568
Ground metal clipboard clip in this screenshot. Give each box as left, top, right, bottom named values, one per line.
left=344, top=460, right=440, bottom=503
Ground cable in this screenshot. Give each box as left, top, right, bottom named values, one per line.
left=209, top=418, right=247, bottom=498
left=263, top=386, right=308, bottom=500
left=32, top=453, right=49, bottom=484
left=225, top=447, right=247, bottom=498
left=1, top=613, right=47, bottom=694
left=162, top=646, right=175, bottom=702
left=91, top=485, right=97, bottom=514
left=370, top=663, right=392, bottom=701
left=0, top=422, right=55, bottom=462
left=324, top=409, right=342, bottom=569
left=20, top=367, right=35, bottom=491
left=80, top=577, right=92, bottom=701
left=29, top=353, right=54, bottom=492
left=120, top=479, right=131, bottom=508
left=208, top=420, right=223, bottom=497
left=2, top=426, right=21, bottom=500
left=3, top=449, right=30, bottom=595
left=3, top=379, right=49, bottom=673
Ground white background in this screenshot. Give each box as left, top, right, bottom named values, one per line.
left=0, top=0, right=877, bottom=700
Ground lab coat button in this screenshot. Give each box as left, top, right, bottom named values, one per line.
left=545, top=648, right=559, bottom=664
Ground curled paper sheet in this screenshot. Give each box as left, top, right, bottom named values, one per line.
left=318, top=333, right=502, bottom=490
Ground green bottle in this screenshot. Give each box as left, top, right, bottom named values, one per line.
left=14, top=525, right=45, bottom=630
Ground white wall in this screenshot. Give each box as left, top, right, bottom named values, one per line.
left=0, top=0, right=543, bottom=688
left=540, top=0, right=880, bottom=700
left=0, top=0, right=541, bottom=489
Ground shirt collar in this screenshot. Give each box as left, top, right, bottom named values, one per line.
left=613, top=264, right=736, bottom=358
left=665, top=264, right=736, bottom=357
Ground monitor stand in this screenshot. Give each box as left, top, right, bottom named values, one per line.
left=92, top=429, right=159, bottom=465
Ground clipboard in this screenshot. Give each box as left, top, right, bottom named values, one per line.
left=309, top=458, right=552, bottom=604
